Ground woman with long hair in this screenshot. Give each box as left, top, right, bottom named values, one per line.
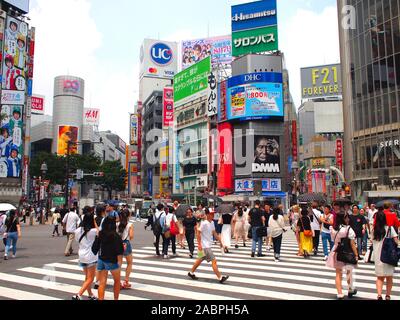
left=269, top=208, right=286, bottom=262
left=95, top=217, right=124, bottom=300
left=219, top=211, right=233, bottom=254
left=291, top=205, right=302, bottom=256
left=72, top=212, right=98, bottom=300
left=233, top=205, right=247, bottom=249
left=3, top=210, right=21, bottom=260
left=183, top=208, right=197, bottom=258
left=117, top=209, right=134, bottom=289
left=372, top=211, right=399, bottom=300
left=297, top=208, right=313, bottom=258
left=326, top=213, right=359, bottom=300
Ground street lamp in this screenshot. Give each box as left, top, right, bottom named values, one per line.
left=40, top=162, right=48, bottom=225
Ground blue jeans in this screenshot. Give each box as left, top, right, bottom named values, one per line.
left=356, top=237, right=363, bottom=256
left=321, top=232, right=333, bottom=257
left=362, top=232, right=368, bottom=252
left=5, top=232, right=18, bottom=256
left=252, top=227, right=262, bottom=255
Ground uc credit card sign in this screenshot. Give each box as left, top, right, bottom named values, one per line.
left=227, top=82, right=284, bottom=120
left=232, top=0, right=278, bottom=32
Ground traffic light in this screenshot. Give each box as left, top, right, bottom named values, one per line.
left=93, top=172, right=104, bottom=177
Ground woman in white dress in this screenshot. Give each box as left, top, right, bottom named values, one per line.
left=290, top=205, right=302, bottom=256
left=232, top=206, right=247, bottom=249
left=219, top=212, right=233, bottom=253
left=372, top=211, right=399, bottom=300
left=326, top=212, right=359, bottom=300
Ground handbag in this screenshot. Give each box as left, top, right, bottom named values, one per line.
left=91, top=236, right=101, bottom=255
left=247, top=226, right=253, bottom=239
left=256, top=226, right=268, bottom=238
left=170, top=219, right=179, bottom=236
left=381, top=228, right=400, bottom=267
left=335, top=226, right=358, bottom=265
left=300, top=217, right=313, bottom=238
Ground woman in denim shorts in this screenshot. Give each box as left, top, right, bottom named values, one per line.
left=94, top=217, right=124, bottom=300
left=73, top=212, right=98, bottom=300
left=117, top=209, right=134, bottom=289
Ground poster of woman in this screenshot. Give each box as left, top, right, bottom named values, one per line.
left=57, top=126, right=78, bottom=156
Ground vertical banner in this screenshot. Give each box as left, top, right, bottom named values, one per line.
left=207, top=69, right=218, bottom=117
left=217, top=122, right=233, bottom=192
left=163, top=87, right=174, bottom=127
left=218, top=80, right=227, bottom=122
left=130, top=114, right=138, bottom=145
left=336, top=139, right=343, bottom=172
left=307, top=170, right=313, bottom=193
left=292, top=121, right=298, bottom=162
left=148, top=168, right=153, bottom=196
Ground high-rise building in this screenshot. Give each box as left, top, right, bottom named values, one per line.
left=338, top=0, right=400, bottom=201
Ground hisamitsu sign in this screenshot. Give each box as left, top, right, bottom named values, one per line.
left=232, top=0, right=277, bottom=32
left=301, top=64, right=342, bottom=99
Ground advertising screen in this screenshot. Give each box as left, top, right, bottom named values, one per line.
left=253, top=136, right=280, bottom=174
left=4, top=1, right=30, bottom=14
left=301, top=64, right=342, bottom=99
left=174, top=56, right=211, bottom=107
left=0, top=105, right=23, bottom=178
left=227, top=82, right=283, bottom=120
left=57, top=126, right=78, bottom=156
left=232, top=0, right=277, bottom=32
left=182, top=36, right=232, bottom=70
left=130, top=114, right=138, bottom=145
left=2, top=16, right=28, bottom=92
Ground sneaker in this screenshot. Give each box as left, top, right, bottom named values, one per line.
left=219, top=276, right=229, bottom=284
left=88, top=296, right=98, bottom=301
left=11, top=254, right=16, bottom=259
left=251, top=252, right=255, bottom=258
left=235, top=245, right=239, bottom=249
left=348, top=289, right=358, bottom=298
left=4, top=256, right=8, bottom=260
left=72, top=295, right=82, bottom=300
left=93, top=282, right=99, bottom=290
left=266, top=246, right=271, bottom=251
left=189, top=253, right=193, bottom=259
left=257, top=254, right=266, bottom=258
left=188, top=272, right=199, bottom=280
left=172, top=253, right=178, bottom=257
left=163, top=255, right=169, bottom=259
left=337, top=294, right=345, bottom=300
left=324, top=256, right=328, bottom=261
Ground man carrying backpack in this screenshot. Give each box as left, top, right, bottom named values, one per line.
left=152, top=203, right=166, bottom=257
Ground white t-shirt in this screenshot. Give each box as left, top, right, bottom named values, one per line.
left=0, top=214, right=6, bottom=234
left=74, top=228, right=98, bottom=264
left=165, top=213, right=178, bottom=228
left=199, top=220, right=215, bottom=249
left=311, top=209, right=322, bottom=231
left=368, top=209, right=378, bottom=224
left=268, top=215, right=285, bottom=238
left=118, top=222, right=133, bottom=241
left=321, top=214, right=334, bottom=234
left=62, top=211, right=81, bottom=233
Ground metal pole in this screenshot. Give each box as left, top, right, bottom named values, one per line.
left=65, top=141, right=70, bottom=209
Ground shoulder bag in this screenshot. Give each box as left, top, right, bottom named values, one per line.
left=335, top=226, right=358, bottom=265
left=381, top=228, right=400, bottom=267
left=170, top=216, right=180, bottom=236
left=300, top=217, right=313, bottom=238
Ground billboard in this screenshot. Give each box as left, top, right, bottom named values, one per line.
left=217, top=122, right=233, bottom=191
left=232, top=25, right=278, bottom=57
left=182, top=36, right=232, bottom=69
left=84, top=108, right=100, bottom=126
left=301, top=64, right=342, bottom=99
left=0, top=105, right=23, bottom=178
left=235, top=179, right=282, bottom=193
left=163, top=87, right=174, bottom=126
left=253, top=136, right=281, bottom=173
left=2, top=16, right=28, bottom=92
left=130, top=114, right=138, bottom=145
left=139, top=39, right=178, bottom=80
left=174, top=56, right=211, bottom=107
left=232, top=0, right=277, bottom=32
left=4, top=1, right=30, bottom=14
left=57, top=126, right=78, bottom=156
left=218, top=80, right=228, bottom=123
left=31, top=95, right=45, bottom=114
left=227, top=82, right=284, bottom=120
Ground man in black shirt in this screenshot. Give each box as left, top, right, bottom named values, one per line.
left=248, top=200, right=266, bottom=258
left=349, top=205, right=367, bottom=260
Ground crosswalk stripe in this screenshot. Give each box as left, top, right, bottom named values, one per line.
left=47, top=262, right=324, bottom=300
left=130, top=252, right=399, bottom=297
left=20, top=267, right=237, bottom=301
left=0, top=272, right=147, bottom=300
left=0, top=286, right=61, bottom=300
left=132, top=249, right=391, bottom=282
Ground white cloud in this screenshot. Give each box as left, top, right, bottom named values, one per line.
left=30, top=0, right=136, bottom=143
left=280, top=6, right=340, bottom=108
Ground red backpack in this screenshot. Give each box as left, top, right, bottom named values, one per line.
left=170, top=218, right=180, bottom=236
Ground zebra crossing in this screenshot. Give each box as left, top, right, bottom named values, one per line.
left=0, top=233, right=399, bottom=300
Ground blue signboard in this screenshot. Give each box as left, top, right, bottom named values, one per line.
left=148, top=168, right=153, bottom=196
left=27, top=79, right=33, bottom=97
left=227, top=82, right=284, bottom=120
left=232, top=0, right=278, bottom=32
left=228, top=72, right=282, bottom=88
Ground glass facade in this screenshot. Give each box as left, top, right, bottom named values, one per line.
left=345, top=0, right=400, bottom=195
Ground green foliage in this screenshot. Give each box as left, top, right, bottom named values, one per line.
left=99, top=160, right=127, bottom=199
left=29, top=152, right=66, bottom=185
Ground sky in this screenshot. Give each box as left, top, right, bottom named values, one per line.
left=29, top=0, right=340, bottom=143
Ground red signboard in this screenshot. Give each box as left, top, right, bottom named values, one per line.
left=31, top=95, right=45, bottom=114
left=292, top=120, right=298, bottom=161
left=219, top=80, right=227, bottom=122
left=336, top=139, right=343, bottom=171
left=163, top=87, right=174, bottom=127
left=217, top=122, right=234, bottom=192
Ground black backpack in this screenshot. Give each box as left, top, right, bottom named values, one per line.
left=153, top=213, right=163, bottom=236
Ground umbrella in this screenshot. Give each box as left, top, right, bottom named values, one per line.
left=376, top=199, right=400, bottom=208
left=0, top=203, right=16, bottom=212
left=175, top=204, right=192, bottom=218
left=216, top=204, right=235, bottom=214
left=297, top=194, right=326, bottom=204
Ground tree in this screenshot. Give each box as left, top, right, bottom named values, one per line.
left=29, top=152, right=66, bottom=185
left=99, top=160, right=127, bottom=200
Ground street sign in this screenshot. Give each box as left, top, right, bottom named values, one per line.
left=93, top=172, right=105, bottom=177
left=76, top=169, right=84, bottom=180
